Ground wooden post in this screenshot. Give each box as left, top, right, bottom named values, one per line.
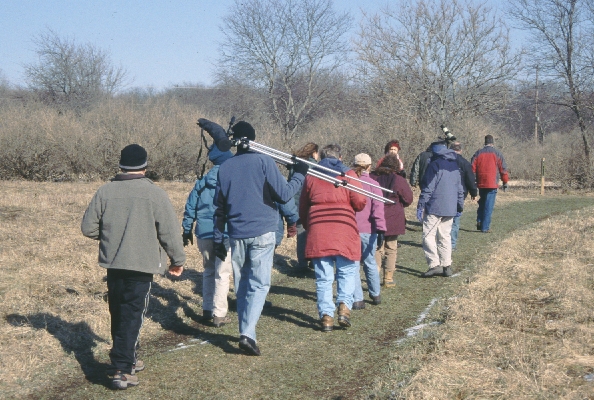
left=541, top=158, right=545, bottom=195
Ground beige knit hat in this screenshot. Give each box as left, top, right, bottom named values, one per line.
left=354, top=153, right=372, bottom=166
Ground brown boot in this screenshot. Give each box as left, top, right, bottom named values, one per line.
left=320, top=315, right=333, bottom=332
left=337, top=303, right=351, bottom=327
left=384, top=270, right=395, bottom=288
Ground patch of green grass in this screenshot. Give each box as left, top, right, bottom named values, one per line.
left=51, top=195, right=594, bottom=399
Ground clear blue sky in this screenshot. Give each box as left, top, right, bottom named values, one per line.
left=0, top=0, right=394, bottom=91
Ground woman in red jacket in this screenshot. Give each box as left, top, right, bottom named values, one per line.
left=370, top=154, right=414, bottom=287
left=299, top=144, right=366, bottom=332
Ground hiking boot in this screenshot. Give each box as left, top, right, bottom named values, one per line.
left=369, top=294, right=381, bottom=305
left=133, top=360, right=144, bottom=373
left=337, top=303, right=351, bottom=328
left=111, top=371, right=139, bottom=390
left=202, top=310, right=213, bottom=321
left=213, top=315, right=231, bottom=328
left=442, top=266, right=453, bottom=277
left=384, top=270, right=395, bottom=287
left=321, top=315, right=334, bottom=332
left=422, top=266, right=443, bottom=278
left=351, top=301, right=366, bottom=310
left=239, top=335, right=261, bottom=356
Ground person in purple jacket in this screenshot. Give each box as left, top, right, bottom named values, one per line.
left=417, top=141, right=464, bottom=278
left=351, top=153, right=386, bottom=309
left=370, top=154, right=414, bottom=288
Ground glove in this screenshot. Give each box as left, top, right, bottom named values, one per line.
left=292, top=160, right=309, bottom=176
left=286, top=223, right=297, bottom=238
left=213, top=241, right=228, bottom=261
left=502, top=183, right=508, bottom=192
left=376, top=231, right=385, bottom=250
left=416, top=208, right=423, bottom=223
left=182, top=232, right=193, bottom=247
left=455, top=212, right=462, bottom=218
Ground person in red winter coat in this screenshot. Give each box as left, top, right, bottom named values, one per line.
left=299, top=144, right=366, bottom=332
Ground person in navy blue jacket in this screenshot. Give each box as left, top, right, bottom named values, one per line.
left=209, top=120, right=309, bottom=356
left=416, top=141, right=464, bottom=278
left=450, top=142, right=477, bottom=251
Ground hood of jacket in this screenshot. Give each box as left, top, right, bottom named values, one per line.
left=204, top=164, right=220, bottom=189
left=431, top=145, right=457, bottom=162
left=316, top=157, right=350, bottom=176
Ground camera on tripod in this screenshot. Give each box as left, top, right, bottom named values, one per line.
left=440, top=124, right=456, bottom=143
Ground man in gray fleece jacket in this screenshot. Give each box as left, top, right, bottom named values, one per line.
left=81, top=144, right=185, bottom=390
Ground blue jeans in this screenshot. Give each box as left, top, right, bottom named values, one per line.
left=313, top=255, right=358, bottom=319
left=477, top=188, right=497, bottom=232
left=451, top=213, right=461, bottom=250
left=354, top=233, right=381, bottom=301
left=230, top=232, right=276, bottom=342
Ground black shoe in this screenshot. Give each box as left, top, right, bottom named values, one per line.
left=369, top=294, right=381, bottom=305
left=422, top=267, right=443, bottom=278
left=351, top=301, right=365, bottom=310
left=442, top=266, right=453, bottom=277
left=239, top=335, right=261, bottom=356
left=202, top=310, right=213, bottom=321
left=476, top=221, right=482, bottom=231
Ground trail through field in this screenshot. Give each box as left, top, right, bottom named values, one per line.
left=56, top=195, right=593, bottom=399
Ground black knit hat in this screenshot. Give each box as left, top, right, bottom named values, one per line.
left=232, top=121, right=256, bottom=141
left=484, top=135, right=494, bottom=145
left=119, top=144, right=147, bottom=170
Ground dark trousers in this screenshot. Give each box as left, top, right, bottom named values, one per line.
left=107, top=271, right=152, bottom=374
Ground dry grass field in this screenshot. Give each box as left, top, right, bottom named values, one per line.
left=0, top=181, right=205, bottom=397
left=392, top=206, right=594, bottom=399
left=0, top=180, right=593, bottom=398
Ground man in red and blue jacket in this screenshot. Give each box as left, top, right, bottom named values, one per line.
left=471, top=135, right=509, bottom=233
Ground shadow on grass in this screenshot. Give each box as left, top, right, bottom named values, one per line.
left=398, top=240, right=423, bottom=249
left=269, top=284, right=316, bottom=302
left=263, top=303, right=320, bottom=330
left=273, top=253, right=316, bottom=279
left=149, top=281, right=206, bottom=334
left=395, top=265, right=424, bottom=277
left=5, top=313, right=111, bottom=388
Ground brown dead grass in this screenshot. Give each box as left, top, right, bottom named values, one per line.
left=1, top=181, right=590, bottom=398
left=0, top=181, right=207, bottom=397
left=393, top=206, right=594, bottom=399
left=0, top=180, right=296, bottom=398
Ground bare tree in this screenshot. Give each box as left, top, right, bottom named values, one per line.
left=24, top=29, right=127, bottom=111
left=218, top=0, right=352, bottom=141
left=508, top=0, right=594, bottom=176
left=355, top=0, right=521, bottom=127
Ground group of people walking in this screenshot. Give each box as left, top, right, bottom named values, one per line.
left=81, top=119, right=508, bottom=390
